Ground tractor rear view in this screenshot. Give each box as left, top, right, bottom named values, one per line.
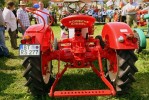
left=20, top=0, right=138, bottom=98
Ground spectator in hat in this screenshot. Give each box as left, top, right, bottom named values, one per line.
left=3, top=1, right=18, bottom=49
left=17, top=1, right=30, bottom=35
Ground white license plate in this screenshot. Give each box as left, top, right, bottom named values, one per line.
left=19, top=44, right=40, bottom=56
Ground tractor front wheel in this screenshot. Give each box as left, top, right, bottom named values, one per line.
left=22, top=57, right=54, bottom=97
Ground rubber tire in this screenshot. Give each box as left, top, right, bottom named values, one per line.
left=134, top=31, right=142, bottom=53
left=107, top=50, right=138, bottom=95
left=95, top=35, right=138, bottom=94
left=95, top=35, right=105, bottom=49
left=22, top=57, right=54, bottom=97
left=53, top=38, right=58, bottom=50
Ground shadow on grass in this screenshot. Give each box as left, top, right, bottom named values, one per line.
left=111, top=72, right=149, bottom=100
left=0, top=56, right=17, bottom=91
left=56, top=71, right=107, bottom=90
left=0, top=71, right=16, bottom=93
left=0, top=92, right=27, bottom=99
left=44, top=71, right=108, bottom=100
left=0, top=55, right=24, bottom=70
left=0, top=57, right=26, bottom=99
left=42, top=70, right=149, bottom=100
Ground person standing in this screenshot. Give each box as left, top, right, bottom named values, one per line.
left=3, top=1, right=18, bottom=49
left=106, top=6, right=114, bottom=22
left=0, top=8, right=10, bottom=57
left=12, top=8, right=19, bottom=38
left=101, top=8, right=107, bottom=23
left=17, top=1, right=30, bottom=35
left=0, top=9, right=6, bottom=46
left=35, top=2, right=50, bottom=24
left=125, top=0, right=139, bottom=28
left=120, top=5, right=127, bottom=23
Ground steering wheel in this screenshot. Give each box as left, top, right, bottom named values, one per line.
left=66, top=1, right=87, bottom=14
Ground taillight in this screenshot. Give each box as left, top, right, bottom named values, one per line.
left=24, top=35, right=31, bottom=40
left=21, top=39, right=26, bottom=44
left=21, top=36, right=35, bottom=44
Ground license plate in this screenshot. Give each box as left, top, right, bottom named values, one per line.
left=19, top=44, right=40, bottom=56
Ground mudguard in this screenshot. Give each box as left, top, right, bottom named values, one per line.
left=24, top=24, right=54, bottom=52
left=134, top=28, right=146, bottom=49
left=102, top=22, right=138, bottom=49
left=144, top=14, right=149, bottom=19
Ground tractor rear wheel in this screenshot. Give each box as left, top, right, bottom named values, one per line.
left=22, top=57, right=54, bottom=97
left=134, top=30, right=142, bottom=53
left=105, top=50, right=138, bottom=95
left=95, top=35, right=105, bottom=49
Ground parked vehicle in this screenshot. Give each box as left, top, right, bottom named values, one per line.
left=20, top=0, right=138, bottom=98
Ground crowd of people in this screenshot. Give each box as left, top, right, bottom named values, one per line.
left=0, top=1, right=50, bottom=58
left=0, top=0, right=148, bottom=58
left=85, top=0, right=148, bottom=25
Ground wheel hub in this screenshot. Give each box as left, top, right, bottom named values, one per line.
left=106, top=59, right=118, bottom=82
left=43, top=62, right=51, bottom=84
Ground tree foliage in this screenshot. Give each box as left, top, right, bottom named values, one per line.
left=0, top=0, right=5, bottom=7
left=43, top=0, right=50, bottom=8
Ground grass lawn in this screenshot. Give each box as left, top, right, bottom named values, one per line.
left=0, top=24, right=149, bottom=100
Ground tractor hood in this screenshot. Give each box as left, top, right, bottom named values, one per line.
left=61, top=15, right=95, bottom=28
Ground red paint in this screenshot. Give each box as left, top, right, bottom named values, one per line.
left=102, top=22, right=138, bottom=49
left=21, top=8, right=138, bottom=97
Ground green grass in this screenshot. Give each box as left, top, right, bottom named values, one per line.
left=0, top=24, right=149, bottom=100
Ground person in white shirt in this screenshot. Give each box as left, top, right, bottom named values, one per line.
left=101, top=8, right=107, bottom=22
left=120, top=2, right=126, bottom=23
left=87, top=6, right=94, bottom=16
left=3, top=1, right=18, bottom=49
left=125, top=0, right=139, bottom=28
left=106, top=6, right=114, bottom=22
left=17, top=1, right=30, bottom=35
left=35, top=2, right=50, bottom=24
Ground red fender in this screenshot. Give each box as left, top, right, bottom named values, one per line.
left=102, top=22, right=138, bottom=49
left=22, top=7, right=54, bottom=52
left=23, top=24, right=54, bottom=52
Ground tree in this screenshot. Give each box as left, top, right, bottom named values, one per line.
left=0, top=0, right=5, bottom=8
left=43, top=0, right=50, bottom=8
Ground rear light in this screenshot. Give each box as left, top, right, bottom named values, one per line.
left=24, top=35, right=31, bottom=40
left=21, top=36, right=35, bottom=44
left=21, top=39, right=26, bottom=44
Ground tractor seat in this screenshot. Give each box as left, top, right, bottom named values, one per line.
left=61, top=15, right=96, bottom=28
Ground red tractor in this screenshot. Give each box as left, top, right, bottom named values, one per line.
left=20, top=0, right=138, bottom=98
left=137, top=10, right=148, bottom=26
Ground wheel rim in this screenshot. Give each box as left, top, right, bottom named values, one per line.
left=104, top=51, right=118, bottom=82
left=43, top=62, right=51, bottom=84
left=106, top=60, right=118, bottom=82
